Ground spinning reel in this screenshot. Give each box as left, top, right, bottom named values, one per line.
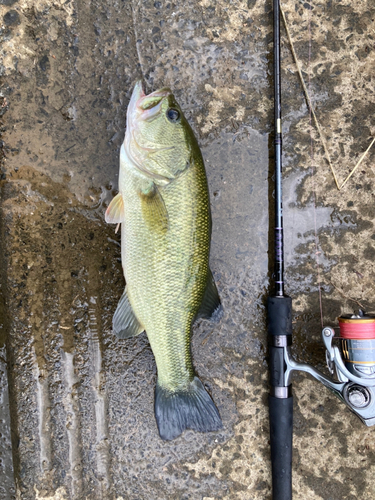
left=285, top=312, right=375, bottom=426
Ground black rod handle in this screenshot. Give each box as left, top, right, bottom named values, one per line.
left=267, top=296, right=292, bottom=338
left=269, top=396, right=293, bottom=500
left=268, top=296, right=293, bottom=500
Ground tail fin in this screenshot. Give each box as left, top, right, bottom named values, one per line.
left=154, top=377, right=222, bottom=440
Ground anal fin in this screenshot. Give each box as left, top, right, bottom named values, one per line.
left=196, top=268, right=223, bottom=322
left=113, top=287, right=144, bottom=339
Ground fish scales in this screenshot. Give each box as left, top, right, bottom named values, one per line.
left=124, top=164, right=209, bottom=386
left=106, top=81, right=222, bottom=440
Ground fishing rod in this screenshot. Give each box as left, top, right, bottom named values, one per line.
left=268, top=0, right=293, bottom=497
left=268, top=1, right=375, bottom=499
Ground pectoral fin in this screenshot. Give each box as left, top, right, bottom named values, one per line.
left=196, top=269, right=223, bottom=322
left=139, top=183, right=168, bottom=231
left=113, top=287, right=144, bottom=339
left=105, top=193, right=125, bottom=224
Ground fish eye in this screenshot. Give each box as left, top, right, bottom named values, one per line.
left=166, top=108, right=180, bottom=122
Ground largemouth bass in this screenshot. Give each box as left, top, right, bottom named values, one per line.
left=105, top=81, right=222, bottom=440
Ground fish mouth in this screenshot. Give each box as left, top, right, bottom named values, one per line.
left=129, top=81, right=172, bottom=122
left=124, top=81, right=175, bottom=183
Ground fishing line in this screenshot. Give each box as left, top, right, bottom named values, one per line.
left=307, top=0, right=324, bottom=329
left=339, top=316, right=375, bottom=340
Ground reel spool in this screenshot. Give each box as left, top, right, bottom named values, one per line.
left=338, top=311, right=375, bottom=411
left=339, top=311, right=375, bottom=378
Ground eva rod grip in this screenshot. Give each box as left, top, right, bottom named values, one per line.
left=267, top=296, right=292, bottom=337
left=269, top=395, right=293, bottom=500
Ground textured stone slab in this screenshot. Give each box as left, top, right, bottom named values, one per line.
left=0, top=0, right=375, bottom=499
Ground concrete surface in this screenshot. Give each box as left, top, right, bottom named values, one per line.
left=0, top=0, right=375, bottom=499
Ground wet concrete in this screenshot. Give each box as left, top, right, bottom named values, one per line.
left=0, top=0, right=375, bottom=499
